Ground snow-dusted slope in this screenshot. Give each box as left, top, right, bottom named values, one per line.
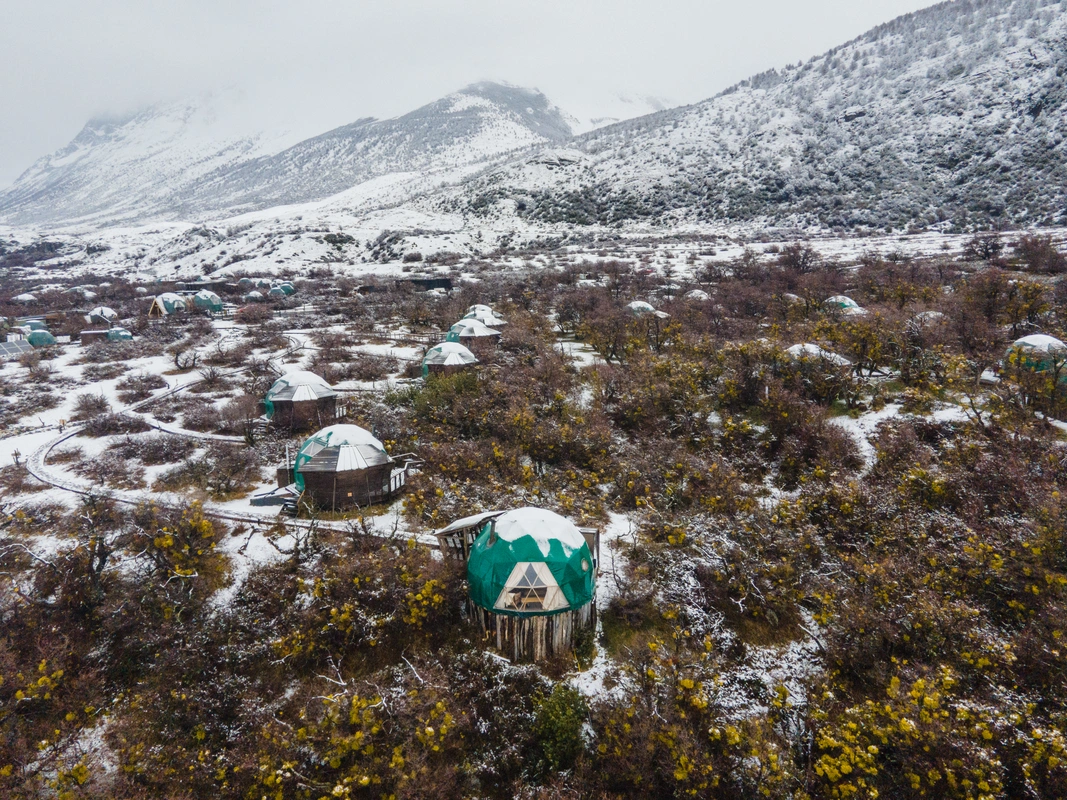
left=456, top=0, right=1067, bottom=233
left=0, top=82, right=573, bottom=226
left=0, top=92, right=305, bottom=227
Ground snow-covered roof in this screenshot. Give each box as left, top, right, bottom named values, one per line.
left=88, top=306, right=118, bottom=321
left=449, top=319, right=500, bottom=338
left=13, top=293, right=37, bottom=303
left=1013, top=334, right=1067, bottom=353
left=464, top=308, right=508, bottom=327
left=627, top=300, right=656, bottom=314
left=785, top=343, right=851, bottom=366
left=467, top=304, right=494, bottom=315
left=684, top=289, right=710, bottom=301
left=912, top=310, right=946, bottom=324
left=265, top=370, right=336, bottom=402
left=492, top=507, right=587, bottom=558
left=295, top=424, right=391, bottom=482
left=825, top=295, right=860, bottom=309
left=423, top=341, right=479, bottom=367
left=434, top=510, right=505, bottom=535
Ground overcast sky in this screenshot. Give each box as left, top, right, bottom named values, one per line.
left=1, top=0, right=936, bottom=187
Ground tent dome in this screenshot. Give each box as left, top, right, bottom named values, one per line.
left=627, top=300, right=656, bottom=315
left=293, top=424, right=389, bottom=491
left=106, top=327, right=134, bottom=341
left=463, top=308, right=508, bottom=327
left=277, top=282, right=296, bottom=296
left=467, top=507, right=594, bottom=617
left=825, top=295, right=860, bottom=309
left=467, top=304, right=494, bottom=316
left=785, top=343, right=851, bottom=366
left=13, top=293, right=37, bottom=304
left=88, top=306, right=118, bottom=323
left=684, top=290, right=710, bottom=301
left=1007, top=334, right=1067, bottom=373
left=447, top=319, right=500, bottom=342
left=1012, top=334, right=1067, bottom=354
left=27, top=330, right=57, bottom=347
left=422, top=342, right=478, bottom=375
left=265, top=370, right=336, bottom=407
left=193, top=290, right=223, bottom=312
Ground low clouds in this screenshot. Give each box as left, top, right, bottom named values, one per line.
left=1, top=0, right=933, bottom=186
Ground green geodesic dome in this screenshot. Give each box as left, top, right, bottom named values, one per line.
left=467, top=508, right=594, bottom=617
left=292, top=424, right=389, bottom=492
left=420, top=342, right=478, bottom=377
left=1007, top=334, right=1067, bottom=375
left=27, top=330, right=57, bottom=347
left=193, top=290, right=223, bottom=312
left=106, top=327, right=134, bottom=341
left=278, top=282, right=296, bottom=296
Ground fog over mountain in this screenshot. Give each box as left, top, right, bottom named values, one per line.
left=1, top=0, right=1064, bottom=237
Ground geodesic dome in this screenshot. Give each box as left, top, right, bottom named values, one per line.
left=463, top=308, right=507, bottom=327
left=825, top=295, right=860, bottom=310
left=27, top=330, right=57, bottom=347
left=193, top=290, right=223, bottom=312
left=1007, top=334, right=1067, bottom=373
left=277, top=282, right=296, bottom=296
left=785, top=343, right=851, bottom=366
left=293, top=424, right=390, bottom=492
left=447, top=319, right=500, bottom=342
left=467, top=508, right=595, bottom=617
left=684, top=290, right=710, bottom=301
left=106, top=327, right=134, bottom=341
left=87, top=306, right=118, bottom=325
left=421, top=342, right=479, bottom=376
left=627, top=300, right=656, bottom=315
left=263, top=371, right=336, bottom=418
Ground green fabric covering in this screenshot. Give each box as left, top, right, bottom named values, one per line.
left=106, top=328, right=133, bottom=341
left=193, top=291, right=223, bottom=312
left=467, top=520, right=594, bottom=617
left=27, top=330, right=57, bottom=347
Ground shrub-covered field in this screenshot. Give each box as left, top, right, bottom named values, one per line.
left=3, top=238, right=1067, bottom=798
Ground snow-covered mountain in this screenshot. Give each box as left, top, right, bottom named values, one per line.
left=0, top=82, right=573, bottom=226
left=452, top=0, right=1067, bottom=233
left=3, top=0, right=1065, bottom=240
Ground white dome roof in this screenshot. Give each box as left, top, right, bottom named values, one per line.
left=88, top=306, right=117, bottom=320
left=1013, top=334, right=1067, bottom=353
left=786, top=343, right=851, bottom=366
left=308, top=423, right=384, bottom=451
left=423, top=341, right=479, bottom=367
left=266, top=370, right=336, bottom=401
left=493, top=507, right=587, bottom=558
left=450, top=319, right=500, bottom=337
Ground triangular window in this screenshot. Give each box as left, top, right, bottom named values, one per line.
left=495, top=562, right=569, bottom=612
